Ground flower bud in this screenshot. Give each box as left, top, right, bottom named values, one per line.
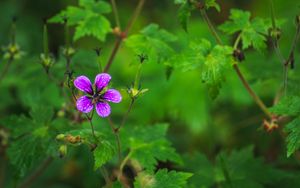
left=268, top=27, right=281, bottom=40
left=56, top=134, right=65, bottom=141
left=59, top=145, right=67, bottom=158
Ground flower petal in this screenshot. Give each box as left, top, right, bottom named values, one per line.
left=76, top=96, right=93, bottom=113
left=94, top=73, right=111, bottom=92
left=96, top=102, right=111, bottom=117
left=103, top=89, right=122, bottom=103
left=74, top=76, right=93, bottom=94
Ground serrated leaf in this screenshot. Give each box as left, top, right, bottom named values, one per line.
left=121, top=124, right=182, bottom=172
left=48, top=0, right=111, bottom=41
left=74, top=14, right=111, bottom=41
left=93, top=140, right=115, bottom=170
left=183, top=152, right=214, bottom=187
left=219, top=9, right=268, bottom=51
left=134, top=169, right=192, bottom=188
left=216, top=146, right=289, bottom=187
left=125, top=24, right=177, bottom=64
left=285, top=117, right=300, bottom=157
left=48, top=6, right=87, bottom=25
left=79, top=0, right=111, bottom=14
left=164, top=38, right=210, bottom=71
left=182, top=146, right=295, bottom=188
left=201, top=45, right=233, bottom=99
left=270, top=96, right=300, bottom=116
left=30, top=105, right=54, bottom=125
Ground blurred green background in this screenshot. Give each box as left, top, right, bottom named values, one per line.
left=1, top=0, right=300, bottom=187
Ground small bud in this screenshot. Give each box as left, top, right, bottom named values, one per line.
left=56, top=134, right=65, bottom=141
left=112, top=27, right=122, bottom=36
left=94, top=47, right=102, bottom=56
left=40, top=53, right=55, bottom=73
left=2, top=43, right=24, bottom=61
left=89, top=143, right=98, bottom=151
left=65, top=134, right=81, bottom=144
left=233, top=49, right=245, bottom=62
left=268, top=27, right=281, bottom=40
left=59, top=145, right=67, bottom=158
left=63, top=47, right=75, bottom=58
left=127, top=87, right=148, bottom=100
left=263, top=117, right=279, bottom=132
left=137, top=54, right=148, bottom=64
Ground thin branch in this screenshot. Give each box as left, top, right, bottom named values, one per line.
left=199, top=8, right=272, bottom=119
left=104, top=0, right=146, bottom=72
left=200, top=9, right=223, bottom=45
left=116, top=99, right=135, bottom=131
left=0, top=58, right=13, bottom=84
left=107, top=117, right=122, bottom=164
left=233, top=64, right=272, bottom=119
left=110, top=0, right=121, bottom=28
left=18, top=157, right=53, bottom=188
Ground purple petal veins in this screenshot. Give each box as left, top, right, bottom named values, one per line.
left=103, top=89, right=122, bottom=103
left=96, top=102, right=111, bottom=117
left=76, top=96, right=93, bottom=113
left=94, top=73, right=111, bottom=92
left=74, top=76, right=93, bottom=94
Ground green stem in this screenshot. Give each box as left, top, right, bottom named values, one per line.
left=233, top=64, right=272, bottom=119
left=108, top=117, right=122, bottom=164
left=269, top=0, right=276, bottom=29
left=233, top=33, right=242, bottom=50
left=133, top=63, right=143, bottom=89
left=110, top=0, right=121, bottom=28
left=0, top=58, right=13, bottom=84
left=97, top=56, right=103, bottom=73
left=200, top=9, right=222, bottom=45
left=219, top=155, right=233, bottom=188
left=116, top=98, right=135, bottom=131
left=11, top=21, right=16, bottom=45
left=43, top=23, right=49, bottom=57
left=118, top=149, right=133, bottom=180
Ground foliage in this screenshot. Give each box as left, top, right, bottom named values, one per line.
left=270, top=96, right=300, bottom=157
left=1, top=0, right=300, bottom=187
left=48, top=0, right=111, bottom=41
left=219, top=9, right=270, bottom=51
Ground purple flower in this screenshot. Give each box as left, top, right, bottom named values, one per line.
left=74, top=73, right=122, bottom=117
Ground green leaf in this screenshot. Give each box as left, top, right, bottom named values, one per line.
left=79, top=0, right=111, bottom=14
left=48, top=0, right=111, bottom=41
left=285, top=117, right=300, bottom=157
left=121, top=124, right=182, bottom=172
left=270, top=81, right=300, bottom=157
left=219, top=9, right=269, bottom=51
left=201, top=44, right=233, bottom=99
left=30, top=105, right=54, bottom=125
left=134, top=169, right=192, bottom=188
left=177, top=1, right=193, bottom=32
left=216, top=146, right=289, bottom=188
left=270, top=96, right=300, bottom=116
left=93, top=140, right=115, bottom=170
left=74, top=14, right=111, bottom=41
left=181, top=146, right=297, bottom=188
left=205, top=0, right=221, bottom=12
left=165, top=38, right=210, bottom=71
left=125, top=24, right=177, bottom=64
left=183, top=152, right=215, bottom=187
left=48, top=6, right=87, bottom=25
